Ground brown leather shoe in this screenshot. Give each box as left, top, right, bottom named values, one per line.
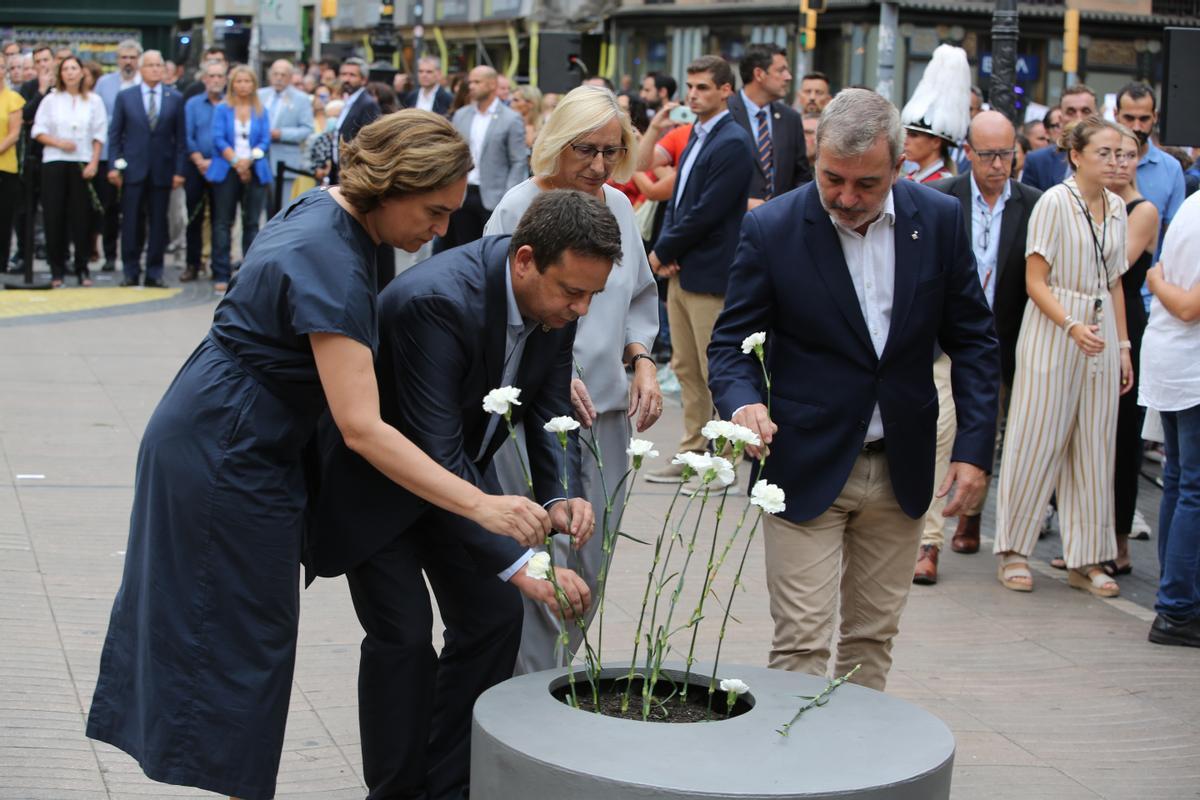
left=951, top=514, right=981, bottom=554
left=913, top=545, right=939, bottom=585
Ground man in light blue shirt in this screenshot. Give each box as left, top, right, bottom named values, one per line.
left=92, top=39, right=141, bottom=271
left=180, top=61, right=225, bottom=282
left=1116, top=83, right=1186, bottom=264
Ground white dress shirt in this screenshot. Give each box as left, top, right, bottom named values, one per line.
left=674, top=108, right=729, bottom=207
left=970, top=173, right=1011, bottom=309
left=415, top=87, right=437, bottom=112
left=466, top=97, right=499, bottom=186
left=31, top=90, right=107, bottom=163
left=739, top=89, right=772, bottom=141
left=831, top=190, right=897, bottom=442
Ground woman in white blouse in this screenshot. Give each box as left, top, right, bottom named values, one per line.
left=32, top=55, right=106, bottom=287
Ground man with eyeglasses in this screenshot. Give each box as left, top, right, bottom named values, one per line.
left=914, top=111, right=1042, bottom=584
left=438, top=65, right=528, bottom=252
left=1022, top=84, right=1096, bottom=191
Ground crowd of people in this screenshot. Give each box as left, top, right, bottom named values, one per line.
left=2, top=32, right=1195, bottom=800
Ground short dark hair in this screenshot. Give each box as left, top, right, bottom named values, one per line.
left=650, top=72, right=676, bottom=100
left=739, top=44, right=786, bottom=87
left=203, top=45, right=223, bottom=58
left=509, top=190, right=623, bottom=274
left=31, top=42, right=51, bottom=57
left=621, top=91, right=650, bottom=134
left=1061, top=83, right=1097, bottom=105
left=687, top=55, right=735, bottom=91
left=1043, top=107, right=1061, bottom=127
left=1116, top=81, right=1157, bottom=113
left=1016, top=133, right=1031, bottom=153
left=802, top=71, right=830, bottom=88
left=319, top=57, right=340, bottom=71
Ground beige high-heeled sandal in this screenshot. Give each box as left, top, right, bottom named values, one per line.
left=997, top=553, right=1033, bottom=592
left=1068, top=566, right=1120, bottom=598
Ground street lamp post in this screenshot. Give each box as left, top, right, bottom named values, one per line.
left=989, top=0, right=1019, bottom=124
left=368, top=2, right=399, bottom=85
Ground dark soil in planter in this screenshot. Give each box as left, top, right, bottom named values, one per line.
left=549, top=674, right=754, bottom=723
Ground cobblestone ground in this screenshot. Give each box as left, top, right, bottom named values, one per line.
left=1, top=275, right=1197, bottom=799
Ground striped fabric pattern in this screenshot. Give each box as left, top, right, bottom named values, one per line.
left=994, top=178, right=1129, bottom=568
left=755, top=109, right=774, bottom=200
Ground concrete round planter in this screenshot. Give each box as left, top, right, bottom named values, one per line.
left=472, top=664, right=954, bottom=799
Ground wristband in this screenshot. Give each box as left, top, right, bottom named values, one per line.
left=1064, top=320, right=1081, bottom=337
left=631, top=353, right=655, bottom=370
left=1119, top=341, right=1132, bottom=350
left=1061, top=314, right=1075, bottom=331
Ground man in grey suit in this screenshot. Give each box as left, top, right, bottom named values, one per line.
left=259, top=59, right=314, bottom=214
left=726, top=43, right=811, bottom=208
left=913, top=110, right=1041, bottom=585
left=436, top=65, right=528, bottom=252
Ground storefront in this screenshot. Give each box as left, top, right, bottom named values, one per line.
left=1, top=0, right=177, bottom=67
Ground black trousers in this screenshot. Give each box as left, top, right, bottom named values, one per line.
left=346, top=510, right=523, bottom=800
left=183, top=162, right=213, bottom=270
left=0, top=171, right=18, bottom=269
left=93, top=160, right=120, bottom=262
left=433, top=185, right=489, bottom=254
left=41, top=160, right=92, bottom=281
left=1113, top=314, right=1147, bottom=535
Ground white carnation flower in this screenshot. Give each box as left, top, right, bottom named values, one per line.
left=750, top=480, right=787, bottom=514
left=544, top=416, right=581, bottom=434
left=709, top=456, right=736, bottom=487
left=671, top=451, right=713, bottom=475
left=525, top=551, right=551, bottom=581
left=251, top=147, right=265, bottom=160
left=626, top=439, right=658, bottom=458
left=727, top=423, right=761, bottom=447
left=702, top=420, right=736, bottom=442
left=720, top=678, right=750, bottom=695
left=482, top=386, right=522, bottom=416
left=741, top=331, right=767, bottom=355
left=113, top=158, right=128, bottom=170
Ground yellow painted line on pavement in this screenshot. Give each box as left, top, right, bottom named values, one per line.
left=0, top=286, right=181, bottom=319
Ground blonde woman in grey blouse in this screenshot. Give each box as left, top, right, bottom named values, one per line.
left=484, top=86, right=661, bottom=673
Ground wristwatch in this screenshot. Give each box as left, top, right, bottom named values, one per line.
left=631, top=353, right=655, bottom=370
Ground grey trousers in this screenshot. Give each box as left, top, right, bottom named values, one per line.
left=506, top=410, right=631, bottom=675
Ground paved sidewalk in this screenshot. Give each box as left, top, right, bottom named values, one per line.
left=1, top=299, right=1197, bottom=800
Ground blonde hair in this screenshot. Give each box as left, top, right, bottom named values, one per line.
left=225, top=65, right=263, bottom=115
left=514, top=84, right=543, bottom=124
left=530, top=85, right=636, bottom=183
left=339, top=109, right=473, bottom=214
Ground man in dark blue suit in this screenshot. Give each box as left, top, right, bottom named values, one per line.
left=402, top=56, right=454, bottom=116
left=107, top=49, right=186, bottom=287
left=708, top=89, right=999, bottom=691
left=644, top=55, right=755, bottom=485
left=1021, top=83, right=1096, bottom=192
left=312, top=190, right=617, bottom=800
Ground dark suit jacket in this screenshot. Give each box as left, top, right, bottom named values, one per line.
left=108, top=83, right=186, bottom=186
left=309, top=235, right=580, bottom=578
left=1020, top=146, right=1067, bottom=192
left=707, top=180, right=1000, bottom=523
left=929, top=174, right=1042, bottom=387
left=655, top=113, right=755, bottom=295
left=726, top=92, right=811, bottom=199
left=19, top=79, right=50, bottom=164
left=339, top=90, right=381, bottom=145
left=402, top=86, right=453, bottom=116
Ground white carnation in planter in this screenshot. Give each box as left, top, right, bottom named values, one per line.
left=482, top=386, right=522, bottom=416
left=750, top=480, right=787, bottom=514
left=719, top=678, right=750, bottom=695
left=543, top=416, right=581, bottom=434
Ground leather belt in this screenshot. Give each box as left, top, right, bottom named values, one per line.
left=862, top=438, right=886, bottom=454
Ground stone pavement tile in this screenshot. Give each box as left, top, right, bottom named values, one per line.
left=950, top=731, right=1044, bottom=767
left=951, top=765, right=1102, bottom=799
left=1065, top=766, right=1200, bottom=800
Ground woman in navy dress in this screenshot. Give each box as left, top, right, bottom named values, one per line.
left=85, top=110, right=551, bottom=800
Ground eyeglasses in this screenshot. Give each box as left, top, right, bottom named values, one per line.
left=1086, top=148, right=1137, bottom=163
left=975, top=148, right=1016, bottom=163
left=570, top=144, right=628, bottom=163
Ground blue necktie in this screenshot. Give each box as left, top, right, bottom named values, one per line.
left=756, top=109, right=774, bottom=199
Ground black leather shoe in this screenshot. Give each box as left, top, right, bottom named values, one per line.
left=1149, top=613, right=1200, bottom=648
left=101, top=260, right=117, bottom=272
left=120, top=278, right=139, bottom=287
left=144, top=278, right=165, bottom=288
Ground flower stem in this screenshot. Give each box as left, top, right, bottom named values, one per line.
left=706, top=513, right=763, bottom=716
left=776, top=664, right=862, bottom=736
left=682, top=487, right=737, bottom=699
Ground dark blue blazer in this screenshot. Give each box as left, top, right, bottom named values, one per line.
left=309, top=235, right=581, bottom=577
left=108, top=83, right=186, bottom=186
left=339, top=90, right=381, bottom=145
left=707, top=180, right=1000, bottom=523
left=1021, top=145, right=1068, bottom=192
left=402, top=86, right=453, bottom=116
left=655, top=113, right=755, bottom=295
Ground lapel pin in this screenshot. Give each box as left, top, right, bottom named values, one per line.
left=541, top=324, right=551, bottom=333
left=912, top=230, right=919, bottom=240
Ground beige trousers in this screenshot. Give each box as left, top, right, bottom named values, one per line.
left=666, top=275, right=725, bottom=454
left=921, top=354, right=958, bottom=547
left=764, top=450, right=923, bottom=691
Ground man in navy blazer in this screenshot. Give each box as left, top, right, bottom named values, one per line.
left=311, top=191, right=617, bottom=800
left=708, top=89, right=999, bottom=690
left=402, top=56, right=453, bottom=116
left=107, top=49, right=186, bottom=287
left=1021, top=83, right=1097, bottom=191
left=645, top=55, right=755, bottom=484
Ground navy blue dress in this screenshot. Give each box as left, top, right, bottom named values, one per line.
left=86, top=189, right=377, bottom=800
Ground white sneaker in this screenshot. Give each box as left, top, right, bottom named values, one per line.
left=1130, top=509, right=1152, bottom=540
left=1039, top=504, right=1057, bottom=537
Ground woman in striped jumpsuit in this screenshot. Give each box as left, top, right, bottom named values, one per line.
left=995, top=117, right=1135, bottom=596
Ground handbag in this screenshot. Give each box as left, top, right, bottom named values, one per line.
left=633, top=198, right=659, bottom=242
